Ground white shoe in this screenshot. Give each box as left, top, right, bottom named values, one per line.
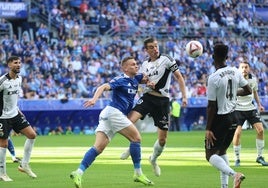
left=120, top=148, right=130, bottom=160
left=149, top=156, right=161, bottom=177
left=0, top=174, right=13, bottom=181
left=18, top=164, right=37, bottom=178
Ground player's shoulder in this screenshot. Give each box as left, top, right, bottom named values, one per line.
left=248, top=73, right=257, bottom=81
left=111, top=75, right=124, bottom=82
left=160, top=53, right=175, bottom=62
left=0, top=74, right=8, bottom=85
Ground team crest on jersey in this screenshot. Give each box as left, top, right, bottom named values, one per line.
left=136, top=98, right=143, bottom=104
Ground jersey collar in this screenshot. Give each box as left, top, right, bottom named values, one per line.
left=6, top=73, right=19, bottom=80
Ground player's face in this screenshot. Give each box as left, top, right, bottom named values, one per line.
left=239, top=62, right=250, bottom=78
left=9, top=59, right=21, bottom=74
left=125, top=59, right=139, bottom=76
left=145, top=41, right=160, bottom=60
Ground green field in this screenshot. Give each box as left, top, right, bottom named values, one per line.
left=2, top=130, right=268, bottom=188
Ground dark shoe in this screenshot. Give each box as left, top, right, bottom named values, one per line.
left=12, top=157, right=21, bottom=163
left=256, top=156, right=268, bottom=166
left=234, top=159, right=240, bottom=167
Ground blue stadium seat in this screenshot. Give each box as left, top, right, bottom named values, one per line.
left=73, top=126, right=81, bottom=135
left=43, top=126, right=51, bottom=135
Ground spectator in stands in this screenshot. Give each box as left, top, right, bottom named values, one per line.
left=65, top=125, right=73, bottom=135
left=97, top=10, right=111, bottom=35
left=0, top=0, right=267, bottom=100
left=79, top=0, right=88, bottom=17
left=192, top=115, right=205, bottom=131
left=55, top=125, right=64, bottom=135
left=36, top=23, right=50, bottom=43
left=0, top=44, right=6, bottom=64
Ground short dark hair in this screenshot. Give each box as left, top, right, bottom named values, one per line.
left=7, top=56, right=20, bottom=64
left=213, top=43, right=228, bottom=60
left=144, top=37, right=156, bottom=49
left=240, top=61, right=250, bottom=67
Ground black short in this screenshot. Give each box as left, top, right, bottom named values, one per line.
left=236, top=109, right=262, bottom=126
left=205, top=111, right=238, bottom=151
left=133, top=93, right=170, bottom=130
left=0, top=113, right=31, bottom=139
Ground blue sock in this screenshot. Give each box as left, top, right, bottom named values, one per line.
left=130, top=142, right=141, bottom=169
left=8, top=139, right=15, bottom=156
left=79, top=147, right=99, bottom=172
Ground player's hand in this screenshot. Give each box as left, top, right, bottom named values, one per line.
left=83, top=99, right=96, bottom=108
left=205, top=130, right=216, bottom=148
left=147, top=81, right=155, bottom=89
left=141, top=74, right=149, bottom=83
left=259, top=105, right=265, bottom=112
left=181, top=97, right=188, bottom=107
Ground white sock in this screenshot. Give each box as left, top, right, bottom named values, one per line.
left=0, top=147, right=7, bottom=175
left=256, top=139, right=264, bottom=157
left=151, top=140, right=164, bottom=162
left=233, top=145, right=241, bottom=160
left=76, top=168, right=84, bottom=176
left=209, top=154, right=235, bottom=176
left=220, top=155, right=229, bottom=186
left=134, top=168, right=142, bottom=176
left=22, top=139, right=35, bottom=165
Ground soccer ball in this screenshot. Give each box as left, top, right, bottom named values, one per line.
left=185, top=40, right=203, bottom=58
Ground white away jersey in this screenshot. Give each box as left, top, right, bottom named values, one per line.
left=0, top=74, right=21, bottom=118
left=141, top=54, right=179, bottom=97
left=236, top=74, right=258, bottom=111
left=207, top=66, right=248, bottom=115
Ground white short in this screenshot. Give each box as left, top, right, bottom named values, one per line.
left=95, top=106, right=132, bottom=140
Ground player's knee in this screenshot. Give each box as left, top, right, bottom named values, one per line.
left=27, top=131, right=37, bottom=139
left=257, top=128, right=264, bottom=136
left=130, top=135, right=141, bottom=143
left=0, top=139, right=8, bottom=148
left=158, top=138, right=166, bottom=146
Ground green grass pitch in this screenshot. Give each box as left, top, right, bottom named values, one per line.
left=2, top=130, right=268, bottom=188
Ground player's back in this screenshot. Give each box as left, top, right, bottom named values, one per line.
left=208, top=66, right=247, bottom=115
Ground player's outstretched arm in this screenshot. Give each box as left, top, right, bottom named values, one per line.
left=84, top=83, right=111, bottom=108
left=173, top=71, right=187, bottom=107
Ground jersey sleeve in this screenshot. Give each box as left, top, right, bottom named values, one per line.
left=207, top=76, right=217, bottom=101
left=252, top=77, right=258, bottom=92
left=164, top=54, right=179, bottom=73
left=135, top=73, right=143, bottom=83
left=109, top=76, right=121, bottom=90
left=238, top=71, right=248, bottom=88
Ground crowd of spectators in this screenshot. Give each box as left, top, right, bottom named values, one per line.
left=0, top=0, right=267, bottom=101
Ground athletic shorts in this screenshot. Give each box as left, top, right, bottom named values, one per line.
left=205, top=111, right=238, bottom=151
left=236, top=109, right=262, bottom=126
left=132, top=93, right=170, bottom=130
left=0, top=113, right=31, bottom=139
left=95, top=106, right=132, bottom=141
